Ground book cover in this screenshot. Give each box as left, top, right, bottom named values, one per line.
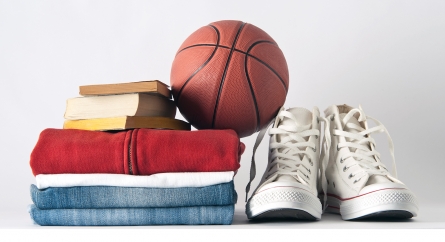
left=79, top=80, right=171, bottom=98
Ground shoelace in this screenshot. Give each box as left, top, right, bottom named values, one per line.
left=265, top=113, right=319, bottom=185
left=319, top=116, right=331, bottom=210
left=327, top=107, right=400, bottom=185
left=245, top=109, right=331, bottom=202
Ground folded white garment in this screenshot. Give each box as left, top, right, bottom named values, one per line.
left=35, top=172, right=235, bottom=189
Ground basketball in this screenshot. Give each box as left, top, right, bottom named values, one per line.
left=170, top=20, right=289, bottom=138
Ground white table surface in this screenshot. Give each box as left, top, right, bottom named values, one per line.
left=1, top=204, right=444, bottom=229
left=2, top=204, right=444, bottom=241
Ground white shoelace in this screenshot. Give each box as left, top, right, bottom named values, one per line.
left=328, top=107, right=399, bottom=185
left=245, top=109, right=331, bottom=202
left=319, top=116, right=331, bottom=210
left=266, top=112, right=319, bottom=185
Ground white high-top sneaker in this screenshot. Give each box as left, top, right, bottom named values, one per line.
left=322, top=104, right=419, bottom=220
left=245, top=107, right=326, bottom=220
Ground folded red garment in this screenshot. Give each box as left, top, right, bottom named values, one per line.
left=30, top=128, right=245, bottom=176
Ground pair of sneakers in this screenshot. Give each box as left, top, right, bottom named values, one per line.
left=245, top=104, right=419, bottom=220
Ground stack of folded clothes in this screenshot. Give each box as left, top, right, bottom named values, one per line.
left=29, top=128, right=245, bottom=226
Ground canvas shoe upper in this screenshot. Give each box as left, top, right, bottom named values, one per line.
left=321, top=104, right=419, bottom=220
left=245, top=107, right=327, bottom=220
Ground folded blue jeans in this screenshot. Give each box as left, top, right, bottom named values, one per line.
left=31, top=182, right=236, bottom=209
left=29, top=205, right=234, bottom=225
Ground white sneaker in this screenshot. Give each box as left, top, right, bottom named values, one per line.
left=245, top=107, right=327, bottom=220
left=321, top=104, right=419, bottom=220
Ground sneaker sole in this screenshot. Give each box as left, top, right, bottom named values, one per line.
left=251, top=208, right=318, bottom=221
left=352, top=210, right=414, bottom=220
left=325, top=188, right=419, bottom=220
left=246, top=187, right=322, bottom=220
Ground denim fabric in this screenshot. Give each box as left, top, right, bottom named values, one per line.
left=31, top=182, right=236, bottom=209
left=29, top=205, right=234, bottom=225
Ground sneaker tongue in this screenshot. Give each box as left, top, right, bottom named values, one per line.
left=338, top=113, right=391, bottom=185
left=275, top=107, right=313, bottom=183
left=279, top=107, right=312, bottom=128
left=339, top=112, right=367, bottom=159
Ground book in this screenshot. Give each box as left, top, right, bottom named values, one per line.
left=79, top=80, right=171, bottom=98
left=64, top=93, right=176, bottom=120
left=63, top=116, right=191, bottom=131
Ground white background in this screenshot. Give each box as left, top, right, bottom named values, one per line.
left=1, top=0, right=444, bottom=232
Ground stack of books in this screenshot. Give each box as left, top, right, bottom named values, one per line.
left=63, top=80, right=190, bottom=131
left=28, top=80, right=245, bottom=226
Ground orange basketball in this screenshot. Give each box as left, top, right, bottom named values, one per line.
left=170, top=20, right=289, bottom=138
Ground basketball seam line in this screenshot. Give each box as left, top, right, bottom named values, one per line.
left=175, top=25, right=221, bottom=102
left=244, top=41, right=265, bottom=133
left=176, top=44, right=223, bottom=56
left=177, top=44, right=271, bottom=56
left=177, top=43, right=288, bottom=91
left=212, top=22, right=246, bottom=129
left=246, top=51, right=288, bottom=93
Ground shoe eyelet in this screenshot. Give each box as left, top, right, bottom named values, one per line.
left=312, top=147, right=316, bottom=152
left=337, top=144, right=340, bottom=151
left=309, top=159, right=313, bottom=166
left=308, top=169, right=311, bottom=174
left=348, top=174, right=354, bottom=179
left=339, top=158, right=344, bottom=163
left=331, top=115, right=335, bottom=121
left=317, top=117, right=320, bottom=124
left=315, top=135, right=319, bottom=139
left=343, top=166, right=348, bottom=172
left=353, top=178, right=361, bottom=184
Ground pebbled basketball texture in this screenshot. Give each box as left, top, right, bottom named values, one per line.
left=170, top=20, right=289, bottom=138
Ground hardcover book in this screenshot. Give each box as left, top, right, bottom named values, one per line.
left=64, top=93, right=176, bottom=120
left=79, top=80, right=171, bottom=98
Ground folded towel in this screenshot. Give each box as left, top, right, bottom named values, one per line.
left=29, top=205, right=234, bottom=225
left=30, top=128, right=245, bottom=176
left=31, top=182, right=237, bottom=209
left=35, top=172, right=234, bottom=189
